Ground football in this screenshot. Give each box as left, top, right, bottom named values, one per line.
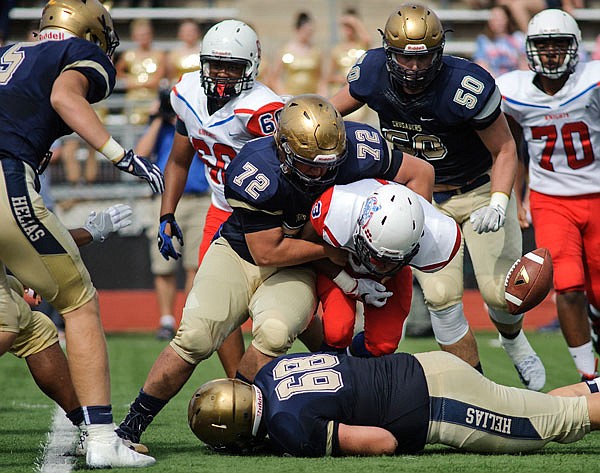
left=504, top=247, right=553, bottom=315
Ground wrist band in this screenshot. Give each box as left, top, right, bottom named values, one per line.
left=490, top=192, right=509, bottom=212
left=99, top=136, right=125, bottom=163
left=333, top=270, right=358, bottom=294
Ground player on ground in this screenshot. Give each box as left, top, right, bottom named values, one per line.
left=497, top=9, right=600, bottom=380
left=116, top=94, right=434, bottom=452
left=330, top=3, right=545, bottom=390
left=157, top=20, right=285, bottom=377
left=307, top=179, right=460, bottom=356
left=0, top=0, right=161, bottom=467
left=190, top=350, right=600, bottom=456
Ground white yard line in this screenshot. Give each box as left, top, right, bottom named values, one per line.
left=38, top=406, right=77, bottom=473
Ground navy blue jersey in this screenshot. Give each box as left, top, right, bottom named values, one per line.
left=348, top=48, right=501, bottom=186
left=0, top=38, right=116, bottom=170
left=221, top=121, right=403, bottom=264
left=254, top=352, right=430, bottom=457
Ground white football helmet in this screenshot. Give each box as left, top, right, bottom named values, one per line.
left=353, top=184, right=424, bottom=277
left=526, top=9, right=581, bottom=79
left=200, top=20, right=261, bottom=99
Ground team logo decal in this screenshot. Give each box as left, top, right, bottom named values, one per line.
left=311, top=201, right=322, bottom=219
left=358, top=196, right=380, bottom=233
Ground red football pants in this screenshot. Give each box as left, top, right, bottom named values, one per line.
left=530, top=190, right=600, bottom=308
left=317, top=265, right=413, bottom=356
left=198, top=204, right=232, bottom=266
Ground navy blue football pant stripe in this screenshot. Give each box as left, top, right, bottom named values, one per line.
left=2, top=158, right=67, bottom=255
left=430, top=396, right=542, bottom=440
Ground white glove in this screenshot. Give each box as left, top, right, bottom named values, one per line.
left=469, top=192, right=509, bottom=234
left=84, top=203, right=133, bottom=242
left=333, top=270, right=393, bottom=308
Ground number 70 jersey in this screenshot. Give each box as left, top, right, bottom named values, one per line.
left=171, top=72, right=284, bottom=211
left=497, top=61, right=600, bottom=196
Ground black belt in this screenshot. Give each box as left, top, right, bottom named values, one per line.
left=433, top=174, right=490, bottom=204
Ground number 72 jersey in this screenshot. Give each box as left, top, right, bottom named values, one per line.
left=497, top=61, right=600, bottom=196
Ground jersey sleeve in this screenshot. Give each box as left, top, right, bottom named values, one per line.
left=347, top=48, right=385, bottom=104
left=64, top=39, right=116, bottom=103
left=238, top=101, right=284, bottom=137
left=309, top=187, right=334, bottom=240
left=268, top=413, right=335, bottom=457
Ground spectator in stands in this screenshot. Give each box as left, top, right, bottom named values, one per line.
left=0, top=0, right=15, bottom=46
left=592, top=34, right=600, bottom=60
left=270, top=12, right=326, bottom=96
left=496, top=0, right=584, bottom=33
left=473, top=5, right=527, bottom=77
left=116, top=19, right=167, bottom=124
left=135, top=88, right=210, bottom=341
left=166, top=18, right=201, bottom=83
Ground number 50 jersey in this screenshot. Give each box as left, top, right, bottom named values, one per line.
left=171, top=72, right=284, bottom=211
left=497, top=61, right=600, bottom=196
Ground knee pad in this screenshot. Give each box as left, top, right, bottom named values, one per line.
left=252, top=317, right=291, bottom=358
left=419, top=275, right=462, bottom=310
left=430, top=303, right=470, bottom=345
left=11, top=311, right=58, bottom=358
left=170, top=320, right=217, bottom=365
left=488, top=306, right=523, bottom=325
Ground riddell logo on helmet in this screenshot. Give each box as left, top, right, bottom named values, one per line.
left=38, top=30, right=67, bottom=41
left=313, top=154, right=337, bottom=163
left=212, top=50, right=232, bottom=58
left=405, top=44, right=427, bottom=52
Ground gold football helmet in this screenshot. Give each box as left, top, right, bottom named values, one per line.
left=275, top=94, right=347, bottom=194
left=39, top=0, right=120, bottom=57
left=188, top=379, right=265, bottom=452
left=381, top=3, right=445, bottom=89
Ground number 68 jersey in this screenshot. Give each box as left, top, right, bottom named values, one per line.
left=497, top=61, right=600, bottom=196
left=171, top=72, right=284, bottom=211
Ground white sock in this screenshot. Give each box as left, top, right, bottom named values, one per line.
left=159, top=314, right=175, bottom=328
left=500, top=330, right=535, bottom=363
left=568, top=341, right=597, bottom=375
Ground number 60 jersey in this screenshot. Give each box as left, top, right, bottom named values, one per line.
left=171, top=72, right=284, bottom=211
left=497, top=61, right=600, bottom=196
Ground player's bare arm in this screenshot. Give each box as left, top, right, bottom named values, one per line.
left=330, top=83, right=365, bottom=116
left=159, top=132, right=196, bottom=218
left=391, top=153, right=434, bottom=202
left=50, top=70, right=111, bottom=150
left=246, top=226, right=347, bottom=267
left=504, top=114, right=530, bottom=228
left=476, top=113, right=518, bottom=197
left=337, top=424, right=398, bottom=456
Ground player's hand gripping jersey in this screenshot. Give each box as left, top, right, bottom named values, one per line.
left=221, top=122, right=404, bottom=264
left=0, top=37, right=116, bottom=170
left=497, top=61, right=600, bottom=196
left=348, top=49, right=501, bottom=186
left=171, top=72, right=284, bottom=211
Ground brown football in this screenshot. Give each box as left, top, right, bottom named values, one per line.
left=504, top=247, right=553, bottom=315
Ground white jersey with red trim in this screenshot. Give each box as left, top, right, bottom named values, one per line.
left=497, top=61, right=600, bottom=196
left=310, top=179, right=461, bottom=274
left=171, top=72, right=284, bottom=211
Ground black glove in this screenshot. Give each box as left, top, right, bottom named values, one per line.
left=115, top=149, right=165, bottom=193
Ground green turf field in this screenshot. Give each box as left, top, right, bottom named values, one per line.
left=1, top=330, right=597, bottom=472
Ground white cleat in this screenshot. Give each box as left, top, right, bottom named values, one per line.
left=513, top=354, right=546, bottom=392
left=85, top=424, right=155, bottom=468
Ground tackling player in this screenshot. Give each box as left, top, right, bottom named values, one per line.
left=190, top=351, right=600, bottom=457
left=156, top=20, right=285, bottom=377
left=306, top=180, right=460, bottom=357
left=0, top=0, right=160, bottom=467
left=330, top=3, right=545, bottom=390
left=116, top=94, right=434, bottom=452
left=497, top=10, right=600, bottom=380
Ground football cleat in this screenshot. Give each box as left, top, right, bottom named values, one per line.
left=156, top=325, right=175, bottom=341
left=115, top=408, right=154, bottom=445
left=513, top=354, right=546, bottom=392
left=85, top=424, right=155, bottom=468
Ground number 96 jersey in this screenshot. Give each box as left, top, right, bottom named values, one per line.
left=497, top=61, right=600, bottom=196
left=171, top=72, right=284, bottom=211
left=348, top=49, right=501, bottom=186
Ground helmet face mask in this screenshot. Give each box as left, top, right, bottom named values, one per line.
left=39, top=0, right=120, bottom=57
left=276, top=94, right=347, bottom=195
left=353, top=185, right=424, bottom=277
left=188, top=379, right=265, bottom=453
left=200, top=20, right=261, bottom=99
left=526, top=9, right=580, bottom=79
left=382, top=3, right=445, bottom=90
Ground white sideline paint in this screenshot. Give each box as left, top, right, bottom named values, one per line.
left=38, top=406, right=77, bottom=473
